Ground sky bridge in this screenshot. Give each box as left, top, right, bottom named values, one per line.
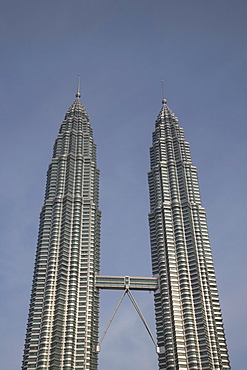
left=95, top=275, right=158, bottom=291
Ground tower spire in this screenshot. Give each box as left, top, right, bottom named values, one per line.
left=161, top=80, right=167, bottom=104
left=76, top=74, right=81, bottom=98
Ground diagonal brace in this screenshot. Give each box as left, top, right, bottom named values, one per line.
left=98, top=289, right=128, bottom=349
left=126, top=289, right=157, bottom=348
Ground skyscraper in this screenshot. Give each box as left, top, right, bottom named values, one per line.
left=22, top=89, right=101, bottom=369
left=148, top=97, right=230, bottom=369
left=22, top=85, right=230, bottom=370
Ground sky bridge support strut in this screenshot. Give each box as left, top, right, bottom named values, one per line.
left=96, top=276, right=160, bottom=355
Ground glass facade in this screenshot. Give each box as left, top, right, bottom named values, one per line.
left=22, top=91, right=230, bottom=370
left=22, top=95, right=101, bottom=370
left=148, top=99, right=230, bottom=369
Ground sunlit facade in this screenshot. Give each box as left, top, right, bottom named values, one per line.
left=22, top=92, right=101, bottom=369
left=22, top=89, right=230, bottom=370
left=148, top=99, right=230, bottom=369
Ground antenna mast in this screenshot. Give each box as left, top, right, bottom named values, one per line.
left=76, top=74, right=81, bottom=98
left=161, top=80, right=167, bottom=104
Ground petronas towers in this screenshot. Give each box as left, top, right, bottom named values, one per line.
left=22, top=86, right=230, bottom=369
left=22, top=91, right=101, bottom=369
left=148, top=98, right=230, bottom=369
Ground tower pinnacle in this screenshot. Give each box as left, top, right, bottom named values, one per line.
left=76, top=74, right=81, bottom=98
left=161, top=80, right=167, bottom=105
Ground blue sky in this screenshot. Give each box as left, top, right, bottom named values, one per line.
left=0, top=1, right=246, bottom=369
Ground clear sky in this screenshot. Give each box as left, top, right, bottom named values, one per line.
left=0, top=1, right=246, bottom=369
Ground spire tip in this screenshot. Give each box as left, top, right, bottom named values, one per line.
left=161, top=80, right=167, bottom=104
left=76, top=74, right=81, bottom=98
